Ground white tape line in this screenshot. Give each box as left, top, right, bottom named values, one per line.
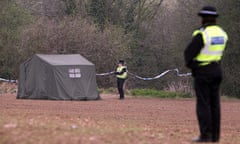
left=96, top=71, right=115, bottom=76
left=0, top=78, right=17, bottom=83
left=96, top=68, right=191, bottom=80
left=128, top=68, right=191, bottom=81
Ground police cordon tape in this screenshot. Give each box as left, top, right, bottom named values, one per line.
left=0, top=78, right=17, bottom=83
left=0, top=68, right=191, bottom=83
left=96, top=71, right=115, bottom=76
left=96, top=68, right=192, bottom=81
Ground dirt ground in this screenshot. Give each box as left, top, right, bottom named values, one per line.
left=0, top=92, right=240, bottom=144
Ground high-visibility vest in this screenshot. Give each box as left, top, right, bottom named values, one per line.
left=193, top=25, right=228, bottom=66
left=116, top=66, right=127, bottom=79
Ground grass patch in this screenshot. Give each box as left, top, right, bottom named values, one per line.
left=130, top=89, right=191, bottom=98
left=98, top=87, right=117, bottom=94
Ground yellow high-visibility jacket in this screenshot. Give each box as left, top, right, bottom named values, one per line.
left=116, top=66, right=127, bottom=79
left=193, top=25, right=228, bottom=66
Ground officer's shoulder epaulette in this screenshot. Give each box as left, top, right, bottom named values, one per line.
left=192, top=27, right=205, bottom=37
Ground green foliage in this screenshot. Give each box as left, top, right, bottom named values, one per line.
left=130, top=89, right=191, bottom=98
left=0, top=0, right=31, bottom=79
left=88, top=0, right=106, bottom=31
left=0, top=1, right=24, bottom=46
left=63, top=0, right=77, bottom=15
left=98, top=87, right=117, bottom=94
left=220, top=0, right=240, bottom=98
left=124, top=0, right=138, bottom=32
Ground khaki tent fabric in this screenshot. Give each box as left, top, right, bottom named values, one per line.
left=17, top=54, right=99, bottom=100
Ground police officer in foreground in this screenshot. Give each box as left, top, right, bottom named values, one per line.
left=184, top=6, right=228, bottom=143
left=115, top=60, right=128, bottom=100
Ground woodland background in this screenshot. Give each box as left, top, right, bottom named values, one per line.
left=0, top=0, right=239, bottom=98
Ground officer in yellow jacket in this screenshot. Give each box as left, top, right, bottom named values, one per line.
left=184, top=6, right=228, bottom=143
left=115, top=60, right=127, bottom=100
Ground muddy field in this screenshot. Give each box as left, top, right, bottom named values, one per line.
left=0, top=93, right=240, bottom=144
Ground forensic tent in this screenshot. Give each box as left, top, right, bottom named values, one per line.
left=17, top=54, right=99, bottom=100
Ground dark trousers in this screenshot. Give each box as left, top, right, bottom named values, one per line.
left=117, top=78, right=125, bottom=99
left=194, top=74, right=222, bottom=141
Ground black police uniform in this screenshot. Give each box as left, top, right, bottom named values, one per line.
left=115, top=64, right=127, bottom=99
left=184, top=23, right=226, bottom=142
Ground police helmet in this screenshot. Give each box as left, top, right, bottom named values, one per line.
left=198, top=6, right=218, bottom=17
